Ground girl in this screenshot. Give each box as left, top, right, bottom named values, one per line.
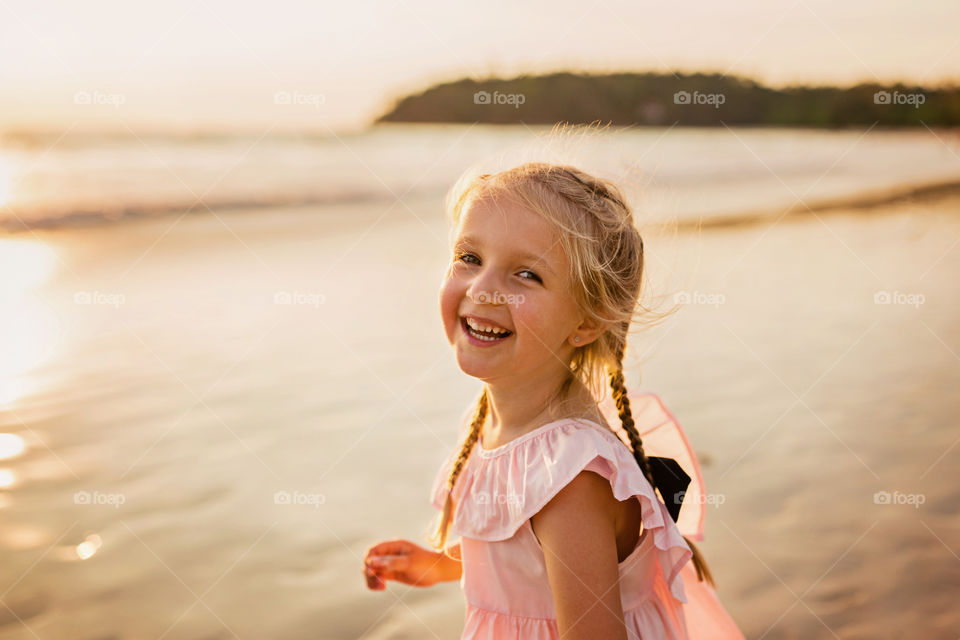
left=364, top=162, right=744, bottom=639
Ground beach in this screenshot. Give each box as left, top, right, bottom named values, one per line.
left=0, top=125, right=959, bottom=638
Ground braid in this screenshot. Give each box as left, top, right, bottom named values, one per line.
left=547, top=167, right=625, bottom=218
left=608, top=326, right=716, bottom=588
left=428, top=387, right=488, bottom=556
left=608, top=325, right=657, bottom=488
left=556, top=166, right=628, bottom=210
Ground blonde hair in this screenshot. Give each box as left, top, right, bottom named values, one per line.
left=428, top=161, right=715, bottom=587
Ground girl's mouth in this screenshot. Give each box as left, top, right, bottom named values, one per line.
left=460, top=316, right=513, bottom=346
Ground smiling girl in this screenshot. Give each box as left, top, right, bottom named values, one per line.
left=363, top=162, right=744, bottom=639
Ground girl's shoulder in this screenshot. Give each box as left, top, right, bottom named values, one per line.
left=429, top=415, right=654, bottom=539
left=429, top=412, right=695, bottom=603
left=430, top=391, right=708, bottom=542
left=429, top=392, right=709, bottom=607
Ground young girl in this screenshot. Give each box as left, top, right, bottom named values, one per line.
left=363, top=162, right=745, bottom=639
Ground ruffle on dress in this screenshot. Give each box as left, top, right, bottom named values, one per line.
left=430, top=416, right=693, bottom=604
left=460, top=590, right=688, bottom=640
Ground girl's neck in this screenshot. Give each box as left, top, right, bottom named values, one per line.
left=485, top=373, right=604, bottom=436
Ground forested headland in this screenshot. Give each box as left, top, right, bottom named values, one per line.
left=375, top=72, right=959, bottom=127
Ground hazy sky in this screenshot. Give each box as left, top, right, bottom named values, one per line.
left=1, top=0, right=957, bottom=133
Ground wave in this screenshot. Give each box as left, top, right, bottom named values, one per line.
left=667, top=177, right=960, bottom=232
left=4, top=177, right=960, bottom=235
left=0, top=187, right=413, bottom=233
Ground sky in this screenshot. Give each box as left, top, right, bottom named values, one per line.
left=1, top=0, right=958, bottom=134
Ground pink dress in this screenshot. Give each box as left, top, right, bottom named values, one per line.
left=429, top=390, right=746, bottom=640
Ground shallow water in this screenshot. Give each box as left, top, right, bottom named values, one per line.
left=3, top=125, right=960, bottom=231
left=0, top=136, right=958, bottom=638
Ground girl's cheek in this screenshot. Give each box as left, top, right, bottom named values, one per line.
left=438, top=276, right=463, bottom=341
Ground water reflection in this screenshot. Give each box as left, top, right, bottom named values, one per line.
left=0, top=152, right=12, bottom=208
left=0, top=238, right=60, bottom=406
left=0, top=433, right=25, bottom=459
left=75, top=533, right=103, bottom=560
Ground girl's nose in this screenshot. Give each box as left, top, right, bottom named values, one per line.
left=466, top=268, right=504, bottom=304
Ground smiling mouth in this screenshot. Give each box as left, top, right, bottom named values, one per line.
left=460, top=317, right=514, bottom=342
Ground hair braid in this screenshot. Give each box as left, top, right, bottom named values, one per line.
left=608, top=327, right=716, bottom=588
left=428, top=386, right=488, bottom=557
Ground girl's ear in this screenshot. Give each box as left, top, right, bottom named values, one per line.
left=569, top=317, right=610, bottom=347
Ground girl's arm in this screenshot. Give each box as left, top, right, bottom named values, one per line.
left=433, top=541, right=462, bottom=582
left=530, top=471, right=628, bottom=640
left=364, top=539, right=461, bottom=588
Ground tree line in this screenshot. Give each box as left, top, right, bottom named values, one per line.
left=375, top=72, right=959, bottom=127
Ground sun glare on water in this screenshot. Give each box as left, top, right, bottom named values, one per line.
left=0, top=153, right=14, bottom=208
left=0, top=239, right=60, bottom=406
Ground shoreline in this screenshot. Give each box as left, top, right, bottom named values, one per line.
left=5, top=175, right=960, bottom=238
left=664, top=176, right=960, bottom=233
left=0, top=193, right=957, bottom=638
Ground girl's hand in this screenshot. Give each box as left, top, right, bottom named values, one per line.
left=363, top=539, right=445, bottom=590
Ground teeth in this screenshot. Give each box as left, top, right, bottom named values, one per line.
left=466, top=317, right=510, bottom=334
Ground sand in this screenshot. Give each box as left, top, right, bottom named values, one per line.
left=0, top=191, right=958, bottom=639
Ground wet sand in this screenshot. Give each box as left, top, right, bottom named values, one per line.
left=0, top=191, right=958, bottom=639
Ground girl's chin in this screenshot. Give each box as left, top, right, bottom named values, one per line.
left=456, top=351, right=506, bottom=375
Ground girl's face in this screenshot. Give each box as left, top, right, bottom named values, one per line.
left=438, top=195, right=586, bottom=382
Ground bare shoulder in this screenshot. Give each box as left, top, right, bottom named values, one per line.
left=531, top=470, right=617, bottom=545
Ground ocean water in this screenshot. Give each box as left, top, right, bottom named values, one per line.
left=2, top=124, right=960, bottom=231
left=0, top=125, right=958, bottom=639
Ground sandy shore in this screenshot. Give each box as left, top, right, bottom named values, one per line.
left=0, top=191, right=958, bottom=639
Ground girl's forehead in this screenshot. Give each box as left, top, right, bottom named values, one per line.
left=454, top=201, right=568, bottom=276
left=457, top=196, right=555, bottom=238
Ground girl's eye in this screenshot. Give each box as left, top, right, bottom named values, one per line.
left=454, top=252, right=542, bottom=284
left=518, top=270, right=542, bottom=283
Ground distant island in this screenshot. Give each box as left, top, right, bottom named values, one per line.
left=375, top=72, right=959, bottom=127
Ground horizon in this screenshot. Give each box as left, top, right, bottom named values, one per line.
left=2, top=0, right=959, bottom=135
left=6, top=68, right=958, bottom=140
